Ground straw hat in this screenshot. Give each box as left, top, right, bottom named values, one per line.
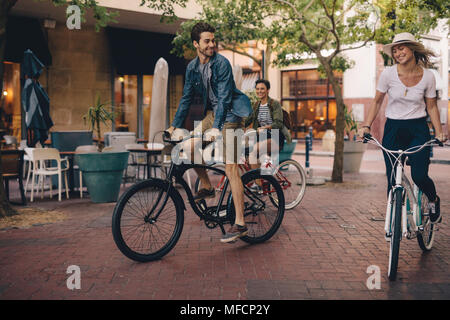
left=382, top=32, right=423, bottom=57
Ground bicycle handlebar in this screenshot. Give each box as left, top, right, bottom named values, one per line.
left=162, top=131, right=193, bottom=145
left=361, top=133, right=443, bottom=154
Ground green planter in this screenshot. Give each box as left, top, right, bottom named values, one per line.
left=279, top=140, right=297, bottom=163
left=75, top=152, right=129, bottom=203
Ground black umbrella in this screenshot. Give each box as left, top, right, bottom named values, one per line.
left=21, top=49, right=53, bottom=146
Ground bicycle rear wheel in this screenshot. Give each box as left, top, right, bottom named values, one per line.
left=388, top=188, right=403, bottom=281
left=112, top=179, right=184, bottom=262
left=417, top=191, right=435, bottom=252
left=227, top=169, right=285, bottom=244
left=274, top=159, right=306, bottom=210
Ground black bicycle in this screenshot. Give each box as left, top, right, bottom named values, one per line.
left=112, top=132, right=285, bottom=262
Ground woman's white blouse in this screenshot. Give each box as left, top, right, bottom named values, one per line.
left=376, top=65, right=436, bottom=120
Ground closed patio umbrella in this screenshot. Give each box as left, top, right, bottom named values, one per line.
left=21, top=49, right=53, bottom=146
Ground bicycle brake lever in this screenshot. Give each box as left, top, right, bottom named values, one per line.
left=363, top=133, right=372, bottom=144
left=434, top=138, right=444, bottom=147
left=162, top=131, right=171, bottom=142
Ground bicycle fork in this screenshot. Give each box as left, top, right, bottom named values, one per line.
left=385, top=164, right=406, bottom=240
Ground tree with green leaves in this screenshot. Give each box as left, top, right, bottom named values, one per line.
left=0, top=0, right=188, bottom=217
left=171, top=0, right=282, bottom=78
left=172, top=0, right=446, bottom=183
left=265, top=0, right=445, bottom=182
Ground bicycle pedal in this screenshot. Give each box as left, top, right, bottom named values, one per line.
left=406, top=232, right=417, bottom=240
left=384, top=233, right=391, bottom=242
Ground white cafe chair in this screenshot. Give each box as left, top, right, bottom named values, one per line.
left=30, top=148, right=70, bottom=202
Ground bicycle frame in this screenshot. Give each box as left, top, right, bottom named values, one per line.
left=385, top=163, right=422, bottom=240
left=158, top=161, right=230, bottom=222
left=364, top=134, right=440, bottom=240
left=209, top=159, right=288, bottom=197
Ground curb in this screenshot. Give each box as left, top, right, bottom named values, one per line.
left=294, top=151, right=334, bottom=157
left=431, top=159, right=450, bottom=165
left=294, top=151, right=450, bottom=165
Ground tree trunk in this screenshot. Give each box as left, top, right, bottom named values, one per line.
left=263, top=42, right=272, bottom=80
left=0, top=0, right=20, bottom=218
left=320, top=59, right=345, bottom=183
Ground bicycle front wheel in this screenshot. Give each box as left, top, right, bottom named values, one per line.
left=417, top=191, right=435, bottom=252
left=274, top=159, right=306, bottom=210
left=227, top=169, right=285, bottom=244
left=112, top=179, right=184, bottom=262
left=388, top=188, right=403, bottom=281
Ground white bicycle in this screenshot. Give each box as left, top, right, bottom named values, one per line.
left=362, top=133, right=443, bottom=281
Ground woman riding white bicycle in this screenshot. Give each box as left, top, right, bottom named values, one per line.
left=358, top=32, right=447, bottom=224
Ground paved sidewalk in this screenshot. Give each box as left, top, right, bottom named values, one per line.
left=0, top=152, right=449, bottom=300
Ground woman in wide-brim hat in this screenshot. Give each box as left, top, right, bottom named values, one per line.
left=358, top=32, right=447, bottom=224
left=382, top=32, right=436, bottom=67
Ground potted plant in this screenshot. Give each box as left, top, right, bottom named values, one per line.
left=343, top=105, right=366, bottom=173
left=75, top=94, right=129, bottom=203
left=83, top=94, right=116, bottom=150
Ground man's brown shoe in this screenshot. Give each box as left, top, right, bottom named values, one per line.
left=194, top=188, right=215, bottom=201
left=221, top=224, right=248, bottom=243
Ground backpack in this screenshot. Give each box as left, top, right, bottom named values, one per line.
left=282, top=109, right=292, bottom=131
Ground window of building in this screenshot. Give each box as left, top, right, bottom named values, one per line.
left=281, top=69, right=342, bottom=139
left=1, top=62, right=22, bottom=142
left=113, top=74, right=183, bottom=140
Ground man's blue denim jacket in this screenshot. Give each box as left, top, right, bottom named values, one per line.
left=171, top=53, right=252, bottom=130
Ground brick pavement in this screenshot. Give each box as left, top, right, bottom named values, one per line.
left=0, top=148, right=449, bottom=300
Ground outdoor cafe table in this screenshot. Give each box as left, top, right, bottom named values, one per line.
left=126, top=148, right=163, bottom=180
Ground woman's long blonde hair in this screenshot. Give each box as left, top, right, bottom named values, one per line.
left=393, top=42, right=436, bottom=68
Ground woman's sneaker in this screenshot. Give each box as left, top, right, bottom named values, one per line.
left=429, top=196, right=441, bottom=224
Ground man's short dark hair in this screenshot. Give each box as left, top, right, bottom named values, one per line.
left=191, top=22, right=215, bottom=43
left=255, top=79, right=270, bottom=90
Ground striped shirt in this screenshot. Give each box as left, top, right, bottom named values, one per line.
left=257, top=103, right=272, bottom=127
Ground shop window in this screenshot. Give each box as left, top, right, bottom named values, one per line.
left=114, top=74, right=183, bottom=139
left=281, top=69, right=342, bottom=139
left=1, top=62, right=21, bottom=142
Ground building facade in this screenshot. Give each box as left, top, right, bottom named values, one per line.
left=265, top=26, right=449, bottom=141
left=1, top=0, right=201, bottom=142
left=1, top=1, right=448, bottom=144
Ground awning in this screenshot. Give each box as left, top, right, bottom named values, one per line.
left=4, top=15, right=52, bottom=66
left=106, top=27, right=186, bottom=75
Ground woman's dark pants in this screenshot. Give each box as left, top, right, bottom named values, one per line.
left=382, top=117, right=436, bottom=201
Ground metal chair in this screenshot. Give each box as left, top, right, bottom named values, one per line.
left=147, top=142, right=192, bottom=188
left=1, top=149, right=26, bottom=205
left=125, top=143, right=147, bottom=182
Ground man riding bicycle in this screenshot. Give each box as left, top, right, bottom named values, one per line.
left=166, top=22, right=253, bottom=243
